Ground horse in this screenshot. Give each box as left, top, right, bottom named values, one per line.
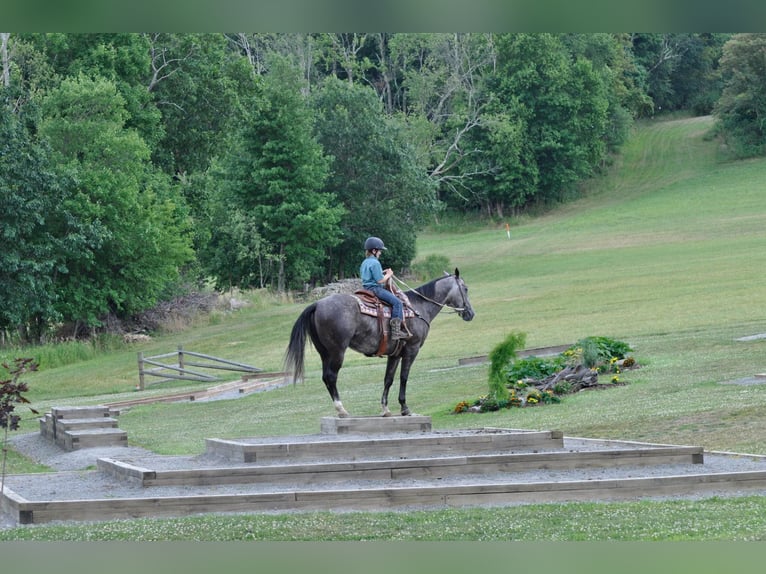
left=284, top=269, right=475, bottom=418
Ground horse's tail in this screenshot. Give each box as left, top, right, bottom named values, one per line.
left=284, top=302, right=318, bottom=384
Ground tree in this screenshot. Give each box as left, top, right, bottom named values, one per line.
left=214, top=56, right=343, bottom=292
left=39, top=74, right=194, bottom=332
left=714, top=33, right=766, bottom=158
left=630, top=33, right=729, bottom=116
left=456, top=107, right=538, bottom=217
left=312, top=77, right=437, bottom=278
left=148, top=33, right=255, bottom=177
left=492, top=33, right=612, bottom=204
left=1, top=33, right=9, bottom=88
left=389, top=34, right=497, bottom=204
left=29, top=33, right=164, bottom=150
left=0, top=99, right=71, bottom=341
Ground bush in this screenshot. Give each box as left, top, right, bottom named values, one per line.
left=570, top=336, right=633, bottom=363
left=506, top=355, right=566, bottom=382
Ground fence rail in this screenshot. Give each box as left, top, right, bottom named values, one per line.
left=137, top=346, right=262, bottom=390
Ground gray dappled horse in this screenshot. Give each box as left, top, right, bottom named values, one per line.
left=284, top=269, right=475, bottom=417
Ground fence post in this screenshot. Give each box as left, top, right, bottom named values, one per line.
left=178, top=345, right=185, bottom=378
left=137, top=352, right=145, bottom=390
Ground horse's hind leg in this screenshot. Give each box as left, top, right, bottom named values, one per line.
left=322, top=355, right=350, bottom=418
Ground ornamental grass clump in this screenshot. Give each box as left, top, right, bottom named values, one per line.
left=487, top=331, right=526, bottom=402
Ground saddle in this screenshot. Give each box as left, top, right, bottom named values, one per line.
left=353, top=283, right=415, bottom=357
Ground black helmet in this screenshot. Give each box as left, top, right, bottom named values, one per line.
left=364, top=236, right=386, bottom=251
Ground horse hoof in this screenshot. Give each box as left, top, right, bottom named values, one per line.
left=381, top=410, right=392, bottom=417
left=401, top=408, right=411, bottom=416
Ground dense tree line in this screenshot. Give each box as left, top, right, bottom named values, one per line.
left=0, top=32, right=759, bottom=342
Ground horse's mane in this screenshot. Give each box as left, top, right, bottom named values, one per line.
left=407, top=274, right=449, bottom=299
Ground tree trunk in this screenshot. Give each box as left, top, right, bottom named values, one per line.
left=277, top=243, right=285, bottom=294
left=1, top=33, right=10, bottom=88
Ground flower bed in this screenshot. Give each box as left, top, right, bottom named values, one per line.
left=453, top=335, right=638, bottom=414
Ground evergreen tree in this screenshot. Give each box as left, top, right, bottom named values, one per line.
left=214, top=56, right=343, bottom=291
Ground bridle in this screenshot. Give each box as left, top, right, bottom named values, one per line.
left=393, top=274, right=469, bottom=318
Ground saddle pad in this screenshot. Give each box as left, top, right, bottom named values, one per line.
left=353, top=290, right=415, bottom=319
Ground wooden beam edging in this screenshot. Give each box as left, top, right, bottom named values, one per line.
left=9, top=470, right=766, bottom=524
left=95, top=445, right=706, bottom=488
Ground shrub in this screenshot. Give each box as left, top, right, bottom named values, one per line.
left=2, top=358, right=39, bottom=492
left=574, top=336, right=633, bottom=361
left=506, top=355, right=566, bottom=382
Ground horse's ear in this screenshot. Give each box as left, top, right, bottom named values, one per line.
left=443, top=271, right=450, bottom=277
left=454, top=268, right=460, bottom=279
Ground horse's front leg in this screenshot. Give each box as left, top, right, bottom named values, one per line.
left=380, top=356, right=401, bottom=417
left=398, top=354, right=417, bottom=416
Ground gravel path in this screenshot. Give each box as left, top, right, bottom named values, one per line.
left=3, top=430, right=766, bottom=529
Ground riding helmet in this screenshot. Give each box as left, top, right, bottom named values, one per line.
left=364, top=236, right=387, bottom=251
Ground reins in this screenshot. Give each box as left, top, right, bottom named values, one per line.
left=392, top=274, right=466, bottom=315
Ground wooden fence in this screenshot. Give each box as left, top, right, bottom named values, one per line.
left=137, top=345, right=262, bottom=390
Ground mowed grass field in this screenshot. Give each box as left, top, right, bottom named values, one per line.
left=4, top=114, right=766, bottom=542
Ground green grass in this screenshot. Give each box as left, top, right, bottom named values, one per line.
left=3, top=497, right=766, bottom=541
left=5, top=114, right=766, bottom=540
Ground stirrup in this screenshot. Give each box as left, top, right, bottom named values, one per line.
left=390, top=319, right=411, bottom=341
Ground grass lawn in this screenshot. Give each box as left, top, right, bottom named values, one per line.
left=3, top=114, right=766, bottom=542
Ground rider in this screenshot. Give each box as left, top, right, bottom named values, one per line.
left=360, top=236, right=410, bottom=340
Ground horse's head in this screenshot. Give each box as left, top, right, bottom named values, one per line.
left=445, top=268, right=475, bottom=321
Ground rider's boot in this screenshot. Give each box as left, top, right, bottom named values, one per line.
left=390, top=318, right=410, bottom=340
